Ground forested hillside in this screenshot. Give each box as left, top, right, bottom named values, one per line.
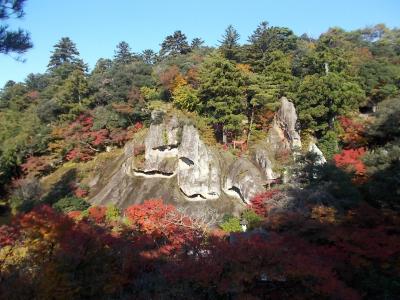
left=1, top=3, right=400, bottom=298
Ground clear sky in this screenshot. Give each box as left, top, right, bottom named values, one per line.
left=1, top=0, right=399, bottom=87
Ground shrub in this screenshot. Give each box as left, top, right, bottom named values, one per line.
left=53, top=197, right=90, bottom=213
left=220, top=216, right=242, bottom=233
left=241, top=209, right=263, bottom=229
left=105, top=204, right=120, bottom=222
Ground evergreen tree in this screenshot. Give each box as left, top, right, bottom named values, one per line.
left=0, top=0, right=32, bottom=56
left=191, top=37, right=204, bottom=50
left=245, top=21, right=297, bottom=71
left=114, top=41, right=133, bottom=65
left=219, top=25, right=240, bottom=61
left=47, top=37, right=81, bottom=70
left=140, top=49, right=157, bottom=64
left=293, top=72, right=365, bottom=136
left=159, top=30, right=191, bottom=57
left=198, top=53, right=246, bottom=140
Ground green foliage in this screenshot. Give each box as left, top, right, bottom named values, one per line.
left=293, top=72, right=365, bottom=135
left=114, top=41, right=134, bottom=65
left=160, top=30, right=191, bottom=57
left=52, top=196, right=90, bottom=213
left=362, top=97, right=400, bottom=209
left=241, top=209, right=263, bottom=229
left=245, top=21, right=297, bottom=71
left=140, top=86, right=159, bottom=101
left=219, top=25, right=241, bottom=61
left=318, top=130, right=339, bottom=159
left=367, top=97, right=400, bottom=145
left=105, top=204, right=120, bottom=222
left=220, top=216, right=242, bottom=233
left=0, top=0, right=32, bottom=55
left=198, top=53, right=246, bottom=138
left=92, top=106, right=128, bottom=130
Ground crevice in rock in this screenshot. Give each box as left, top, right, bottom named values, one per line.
left=179, top=188, right=206, bottom=200
left=133, top=169, right=175, bottom=177
left=228, top=186, right=245, bottom=203
left=179, top=157, right=194, bottom=166
left=152, top=144, right=179, bottom=151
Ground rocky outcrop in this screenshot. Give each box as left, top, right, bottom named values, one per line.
left=138, top=116, right=180, bottom=175
left=91, top=99, right=320, bottom=209
left=308, top=142, right=327, bottom=165
left=253, top=97, right=302, bottom=180
left=224, top=158, right=265, bottom=204
left=267, top=97, right=302, bottom=151
left=178, top=125, right=221, bottom=200
left=252, top=143, right=279, bottom=180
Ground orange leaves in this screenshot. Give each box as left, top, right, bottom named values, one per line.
left=338, top=116, right=367, bottom=148
left=125, top=199, right=174, bottom=235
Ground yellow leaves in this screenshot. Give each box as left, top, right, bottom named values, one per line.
left=172, top=73, right=187, bottom=91
left=0, top=245, right=29, bottom=271
left=236, top=63, right=252, bottom=75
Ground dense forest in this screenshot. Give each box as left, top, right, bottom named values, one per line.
left=1, top=1, right=400, bottom=299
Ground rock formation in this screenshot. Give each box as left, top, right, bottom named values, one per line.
left=178, top=125, right=221, bottom=200
left=90, top=98, right=324, bottom=209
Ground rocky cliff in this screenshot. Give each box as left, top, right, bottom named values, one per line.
left=89, top=97, right=325, bottom=212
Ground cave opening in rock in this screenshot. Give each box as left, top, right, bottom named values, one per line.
left=179, top=157, right=194, bottom=166
left=152, top=144, right=179, bottom=151
left=228, top=186, right=245, bottom=203
left=133, top=169, right=175, bottom=177
left=179, top=188, right=207, bottom=200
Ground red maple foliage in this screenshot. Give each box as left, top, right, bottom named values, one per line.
left=250, top=190, right=281, bottom=217
left=87, top=206, right=107, bottom=224
left=20, top=155, right=54, bottom=177
left=0, top=201, right=398, bottom=299
left=333, top=148, right=366, bottom=176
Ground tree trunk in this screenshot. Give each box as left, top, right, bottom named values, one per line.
left=247, top=107, right=255, bottom=143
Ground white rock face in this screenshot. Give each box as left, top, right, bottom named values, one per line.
left=224, top=158, right=265, bottom=204
left=253, top=146, right=279, bottom=180
left=269, top=97, right=302, bottom=150
left=254, top=97, right=302, bottom=180
left=308, top=142, right=327, bottom=165
left=178, top=125, right=221, bottom=200
left=141, top=117, right=180, bottom=174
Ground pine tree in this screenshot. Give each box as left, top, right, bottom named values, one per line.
left=191, top=37, right=204, bottom=50
left=159, top=30, right=191, bottom=57
left=47, top=37, right=80, bottom=69
left=140, top=49, right=157, bottom=64
left=245, top=21, right=297, bottom=71
left=114, top=41, right=133, bottom=65
left=219, top=25, right=240, bottom=61
left=198, top=53, right=246, bottom=141
left=0, top=0, right=32, bottom=56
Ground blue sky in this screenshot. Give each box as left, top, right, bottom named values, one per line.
left=1, top=0, right=399, bottom=87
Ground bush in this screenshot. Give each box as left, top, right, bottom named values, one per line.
left=105, top=204, right=120, bottom=222
left=9, top=178, right=42, bottom=214
left=220, top=216, right=242, bottom=233
left=241, top=209, right=263, bottom=229
left=53, top=197, right=90, bottom=213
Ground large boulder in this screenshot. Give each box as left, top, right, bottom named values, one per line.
left=254, top=97, right=302, bottom=179
left=308, top=142, right=327, bottom=165
left=137, top=116, right=180, bottom=175
left=224, top=158, right=265, bottom=204
left=273, top=97, right=302, bottom=149
left=178, top=125, right=221, bottom=200
left=252, top=143, right=279, bottom=180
